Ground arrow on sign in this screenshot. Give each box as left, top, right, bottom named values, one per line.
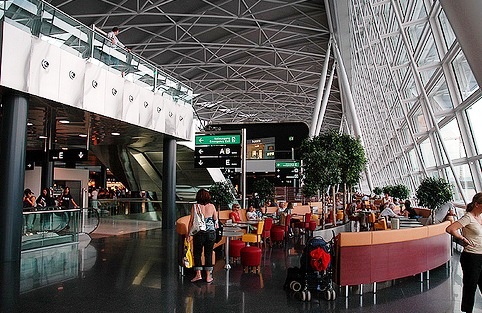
left=78, top=152, right=84, bottom=159
left=198, top=160, right=204, bottom=166
left=198, top=149, right=204, bottom=155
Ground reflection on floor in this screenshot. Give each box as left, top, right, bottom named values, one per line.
left=19, top=227, right=482, bottom=313
left=92, top=216, right=162, bottom=238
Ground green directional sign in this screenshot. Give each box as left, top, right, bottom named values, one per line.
left=275, top=161, right=300, bottom=168
left=195, top=134, right=241, bottom=145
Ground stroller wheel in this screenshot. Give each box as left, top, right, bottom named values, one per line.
left=324, top=289, right=331, bottom=301
left=330, top=289, right=336, bottom=301
left=291, top=281, right=302, bottom=292
left=300, top=290, right=307, bottom=301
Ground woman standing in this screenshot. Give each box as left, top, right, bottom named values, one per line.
left=446, top=192, right=482, bottom=313
left=187, top=189, right=218, bottom=283
left=58, top=187, right=79, bottom=209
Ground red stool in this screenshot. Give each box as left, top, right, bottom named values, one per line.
left=229, top=239, right=245, bottom=264
left=308, top=221, right=317, bottom=236
left=240, top=246, right=262, bottom=273
left=270, top=227, right=285, bottom=246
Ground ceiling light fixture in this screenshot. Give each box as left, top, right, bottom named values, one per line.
left=59, top=120, right=70, bottom=124
left=111, top=132, right=121, bottom=136
left=79, top=134, right=88, bottom=138
left=27, top=122, right=33, bottom=126
left=39, top=135, right=47, bottom=139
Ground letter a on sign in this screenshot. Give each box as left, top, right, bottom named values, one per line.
left=219, top=148, right=225, bottom=154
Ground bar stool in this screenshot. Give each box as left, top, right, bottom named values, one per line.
left=240, top=246, right=262, bottom=273
left=229, top=239, right=246, bottom=264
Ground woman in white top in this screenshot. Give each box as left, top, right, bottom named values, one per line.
left=187, top=189, right=218, bottom=283
left=246, top=205, right=258, bottom=220
left=446, top=192, right=482, bottom=313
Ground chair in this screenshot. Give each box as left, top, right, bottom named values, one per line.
left=242, top=220, right=264, bottom=247
left=367, top=212, right=376, bottom=230
left=261, top=218, right=273, bottom=248
left=374, top=216, right=388, bottom=230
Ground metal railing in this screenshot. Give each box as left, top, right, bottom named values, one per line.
left=0, top=0, right=193, bottom=106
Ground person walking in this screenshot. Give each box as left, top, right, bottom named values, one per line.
left=446, top=192, right=482, bottom=313
left=187, top=189, right=218, bottom=283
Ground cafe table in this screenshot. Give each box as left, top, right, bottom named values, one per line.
left=222, top=226, right=244, bottom=270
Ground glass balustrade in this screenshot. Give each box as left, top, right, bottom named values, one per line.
left=22, top=207, right=80, bottom=251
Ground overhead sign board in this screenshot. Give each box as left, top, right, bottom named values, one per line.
left=195, top=157, right=241, bottom=168
left=195, top=132, right=242, bottom=168
left=50, top=149, right=88, bottom=162
left=195, top=134, right=241, bottom=145
left=195, top=146, right=241, bottom=157
left=275, top=161, right=300, bottom=168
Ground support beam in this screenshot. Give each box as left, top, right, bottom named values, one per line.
left=0, top=91, right=29, bottom=313
left=162, top=136, right=177, bottom=229
left=309, top=39, right=332, bottom=137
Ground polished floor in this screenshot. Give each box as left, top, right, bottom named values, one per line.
left=19, top=222, right=482, bottom=313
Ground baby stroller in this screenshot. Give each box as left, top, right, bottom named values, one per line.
left=284, top=235, right=336, bottom=301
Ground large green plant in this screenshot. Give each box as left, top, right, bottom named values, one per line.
left=373, top=187, right=383, bottom=196
left=382, top=185, right=393, bottom=195
left=416, top=177, right=452, bottom=211
left=209, top=181, right=236, bottom=210
left=252, top=178, right=275, bottom=206
left=301, top=130, right=366, bottom=197
left=390, top=184, right=410, bottom=200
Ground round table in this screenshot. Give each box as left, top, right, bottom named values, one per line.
left=223, top=226, right=244, bottom=270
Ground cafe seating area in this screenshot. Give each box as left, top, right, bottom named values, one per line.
left=19, top=214, right=478, bottom=313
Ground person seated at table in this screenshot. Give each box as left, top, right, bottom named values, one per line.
left=380, top=203, right=401, bottom=219
left=229, top=204, right=242, bottom=223
left=277, top=201, right=287, bottom=216
left=246, top=205, right=258, bottom=220
left=402, top=200, right=419, bottom=219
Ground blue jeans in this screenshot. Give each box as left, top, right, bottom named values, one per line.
left=192, top=230, right=215, bottom=271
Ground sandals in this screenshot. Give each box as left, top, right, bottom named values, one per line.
left=206, top=278, right=214, bottom=284
left=190, top=276, right=202, bottom=283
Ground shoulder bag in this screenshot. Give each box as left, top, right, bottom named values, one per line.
left=190, top=204, right=206, bottom=236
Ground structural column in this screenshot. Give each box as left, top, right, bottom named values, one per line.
left=162, top=136, right=177, bottom=229
left=0, top=91, right=29, bottom=313
left=41, top=108, right=55, bottom=189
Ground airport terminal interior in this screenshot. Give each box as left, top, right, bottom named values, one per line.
left=1, top=0, right=482, bottom=312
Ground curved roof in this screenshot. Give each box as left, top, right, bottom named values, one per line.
left=48, top=0, right=341, bottom=129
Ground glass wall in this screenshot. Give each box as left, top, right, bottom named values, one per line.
left=347, top=0, right=481, bottom=203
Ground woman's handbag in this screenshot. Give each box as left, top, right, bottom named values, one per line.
left=190, top=204, right=206, bottom=236
left=183, top=238, right=193, bottom=268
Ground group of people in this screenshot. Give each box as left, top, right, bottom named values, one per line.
left=23, top=187, right=78, bottom=210
left=185, top=188, right=482, bottom=313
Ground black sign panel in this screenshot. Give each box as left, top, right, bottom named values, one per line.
left=49, top=149, right=88, bottom=162
left=194, top=156, right=241, bottom=168
left=275, top=167, right=300, bottom=180
left=195, top=146, right=241, bottom=157
left=25, top=161, right=35, bottom=171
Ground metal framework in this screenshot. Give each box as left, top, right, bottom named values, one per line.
left=48, top=0, right=342, bottom=129
left=338, top=0, right=482, bottom=202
